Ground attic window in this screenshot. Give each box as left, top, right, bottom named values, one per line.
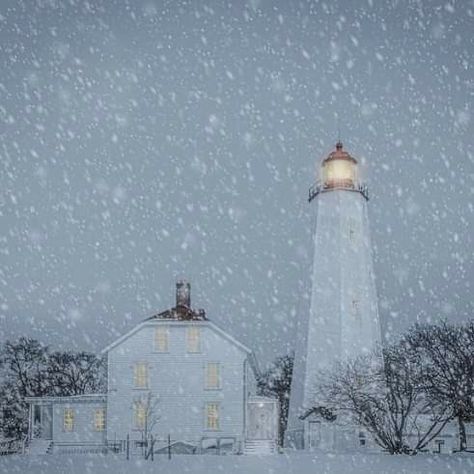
left=186, top=327, right=201, bottom=353
left=154, top=327, right=169, bottom=352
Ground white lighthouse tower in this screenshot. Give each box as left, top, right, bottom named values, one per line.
left=287, top=142, right=381, bottom=450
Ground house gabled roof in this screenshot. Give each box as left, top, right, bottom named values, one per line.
left=100, top=318, right=252, bottom=357
left=145, top=304, right=208, bottom=321
left=100, top=282, right=259, bottom=378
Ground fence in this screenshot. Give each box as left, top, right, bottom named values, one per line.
left=50, top=434, right=239, bottom=458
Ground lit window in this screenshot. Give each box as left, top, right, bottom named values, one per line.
left=63, top=408, right=74, bottom=432
left=154, top=327, right=169, bottom=352
left=94, top=408, right=106, bottom=432
left=205, top=363, right=221, bottom=390
left=206, top=403, right=219, bottom=430
left=133, top=401, right=147, bottom=430
left=134, top=362, right=148, bottom=389
left=186, top=327, right=201, bottom=353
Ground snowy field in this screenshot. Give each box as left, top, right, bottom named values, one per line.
left=1, top=453, right=473, bottom=474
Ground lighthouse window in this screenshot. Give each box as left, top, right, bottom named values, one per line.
left=348, top=218, right=358, bottom=242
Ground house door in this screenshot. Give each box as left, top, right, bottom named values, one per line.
left=247, top=403, right=274, bottom=440
left=42, top=405, right=52, bottom=439
left=33, top=405, right=52, bottom=439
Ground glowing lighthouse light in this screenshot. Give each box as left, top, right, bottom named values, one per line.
left=321, top=141, right=357, bottom=189
left=309, top=142, right=368, bottom=202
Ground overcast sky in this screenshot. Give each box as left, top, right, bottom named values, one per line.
left=1, top=0, right=472, bottom=366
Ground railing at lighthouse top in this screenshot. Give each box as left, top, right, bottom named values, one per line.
left=308, top=180, right=369, bottom=202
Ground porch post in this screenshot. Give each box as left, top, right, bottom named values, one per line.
left=27, top=403, right=32, bottom=440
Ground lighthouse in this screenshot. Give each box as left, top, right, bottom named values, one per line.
left=287, top=142, right=381, bottom=450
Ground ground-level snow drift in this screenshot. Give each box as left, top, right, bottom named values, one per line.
left=1, top=452, right=473, bottom=474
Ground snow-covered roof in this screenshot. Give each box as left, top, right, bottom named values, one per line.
left=146, top=304, right=208, bottom=321
left=248, top=395, right=278, bottom=404
left=101, top=318, right=253, bottom=357
left=24, top=394, right=107, bottom=404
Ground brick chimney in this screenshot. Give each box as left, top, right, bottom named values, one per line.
left=176, top=280, right=191, bottom=308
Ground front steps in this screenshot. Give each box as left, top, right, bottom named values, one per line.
left=27, top=439, right=53, bottom=455
left=243, top=439, right=277, bottom=455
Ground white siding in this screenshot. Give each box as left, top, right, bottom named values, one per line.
left=52, top=401, right=106, bottom=444
left=106, top=321, right=251, bottom=446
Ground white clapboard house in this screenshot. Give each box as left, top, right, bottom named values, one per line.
left=25, top=282, right=278, bottom=455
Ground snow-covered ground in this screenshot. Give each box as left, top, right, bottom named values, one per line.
left=1, top=453, right=473, bottom=474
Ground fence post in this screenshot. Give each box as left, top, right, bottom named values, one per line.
left=151, top=435, right=154, bottom=461
left=126, top=434, right=130, bottom=460
left=168, top=433, right=171, bottom=460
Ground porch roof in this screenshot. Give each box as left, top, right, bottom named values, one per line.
left=24, top=393, right=107, bottom=404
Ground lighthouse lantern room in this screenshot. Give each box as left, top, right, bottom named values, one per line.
left=309, top=142, right=368, bottom=202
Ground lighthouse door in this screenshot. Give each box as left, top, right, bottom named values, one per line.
left=308, top=421, right=321, bottom=449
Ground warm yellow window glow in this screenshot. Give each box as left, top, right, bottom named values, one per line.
left=63, top=408, right=74, bottom=432
left=154, top=327, right=169, bottom=352
left=133, top=401, right=147, bottom=430
left=94, top=408, right=106, bottom=431
left=186, top=327, right=201, bottom=353
left=323, top=160, right=356, bottom=185
left=206, top=363, right=221, bottom=389
left=134, top=363, right=148, bottom=388
left=206, top=403, right=219, bottom=430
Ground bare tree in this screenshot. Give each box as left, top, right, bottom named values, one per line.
left=404, top=321, right=474, bottom=452
left=0, top=338, right=106, bottom=439
left=258, top=353, right=294, bottom=446
left=0, top=338, right=49, bottom=398
left=0, top=338, right=49, bottom=438
left=314, top=344, right=453, bottom=454
left=46, top=351, right=106, bottom=396
left=135, top=391, right=160, bottom=459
